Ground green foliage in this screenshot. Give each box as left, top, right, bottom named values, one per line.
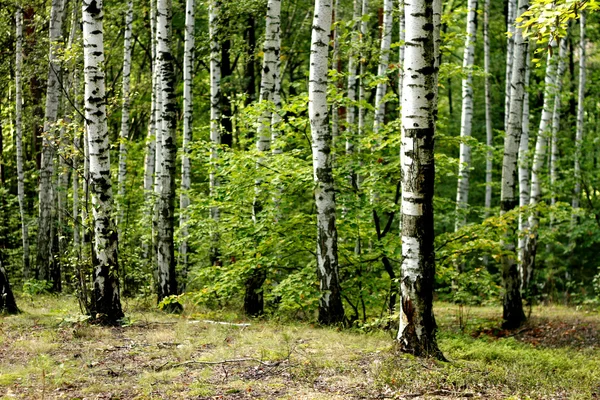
left=23, top=279, right=53, bottom=296
left=519, top=0, right=599, bottom=46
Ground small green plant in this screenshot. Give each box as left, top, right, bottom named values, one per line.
left=158, top=294, right=184, bottom=313
left=23, top=279, right=53, bottom=296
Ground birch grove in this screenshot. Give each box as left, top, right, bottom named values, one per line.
left=0, top=0, right=598, bottom=358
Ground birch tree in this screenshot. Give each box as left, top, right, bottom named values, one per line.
left=500, top=0, right=529, bottom=329
left=156, top=0, right=180, bottom=307
left=372, top=0, right=393, bottom=135
left=455, top=0, right=478, bottom=230
left=143, top=0, right=157, bottom=259
left=396, top=0, right=444, bottom=360
left=179, top=0, right=195, bottom=280
left=209, top=0, right=222, bottom=265
left=572, top=13, right=586, bottom=216
left=117, top=0, right=134, bottom=241
left=309, top=0, right=345, bottom=325
left=357, top=0, right=369, bottom=141
left=15, top=8, right=30, bottom=279
left=82, top=0, right=124, bottom=324
left=483, top=0, right=492, bottom=216
left=523, top=46, right=560, bottom=296
left=550, top=38, right=568, bottom=213
left=246, top=0, right=282, bottom=316
left=504, top=0, right=517, bottom=132
left=517, top=51, right=531, bottom=269
left=37, top=0, right=65, bottom=283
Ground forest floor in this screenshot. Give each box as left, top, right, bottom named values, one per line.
left=1, top=295, right=600, bottom=400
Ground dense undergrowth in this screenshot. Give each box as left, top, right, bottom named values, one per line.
left=1, top=294, right=599, bottom=399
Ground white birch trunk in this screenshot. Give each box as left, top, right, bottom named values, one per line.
left=517, top=51, right=531, bottom=268
left=331, top=0, right=340, bottom=143
left=396, top=0, right=443, bottom=360
left=15, top=9, right=30, bottom=279
left=499, top=0, right=528, bottom=329
left=345, top=0, right=360, bottom=157
left=143, top=0, right=157, bottom=258
left=179, top=0, right=195, bottom=275
left=37, top=0, right=65, bottom=282
left=309, top=0, right=345, bottom=325
left=550, top=39, right=568, bottom=211
left=454, top=0, right=478, bottom=231
left=82, top=0, right=124, bottom=323
left=572, top=13, right=586, bottom=214
left=209, top=0, right=222, bottom=264
left=523, top=49, right=558, bottom=295
left=357, top=0, right=368, bottom=143
left=504, top=0, right=517, bottom=132
left=484, top=0, right=493, bottom=215
left=117, top=0, right=134, bottom=242
left=372, top=0, right=393, bottom=135
left=156, top=0, right=179, bottom=305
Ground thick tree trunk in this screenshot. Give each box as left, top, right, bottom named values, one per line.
left=309, top=0, right=345, bottom=325
left=484, top=0, right=492, bottom=216
left=117, top=0, right=134, bottom=244
left=179, top=0, right=195, bottom=284
left=523, top=48, right=560, bottom=298
left=500, top=0, right=528, bottom=329
left=572, top=14, right=586, bottom=215
left=37, top=0, right=65, bottom=283
left=15, top=8, right=31, bottom=279
left=396, top=0, right=444, bottom=360
left=82, top=0, right=124, bottom=325
left=155, top=0, right=180, bottom=308
left=455, top=0, right=478, bottom=230
left=209, top=0, right=222, bottom=265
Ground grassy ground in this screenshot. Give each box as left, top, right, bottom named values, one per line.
left=1, top=295, right=599, bottom=399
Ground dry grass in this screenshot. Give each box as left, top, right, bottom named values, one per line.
left=1, top=295, right=599, bottom=399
